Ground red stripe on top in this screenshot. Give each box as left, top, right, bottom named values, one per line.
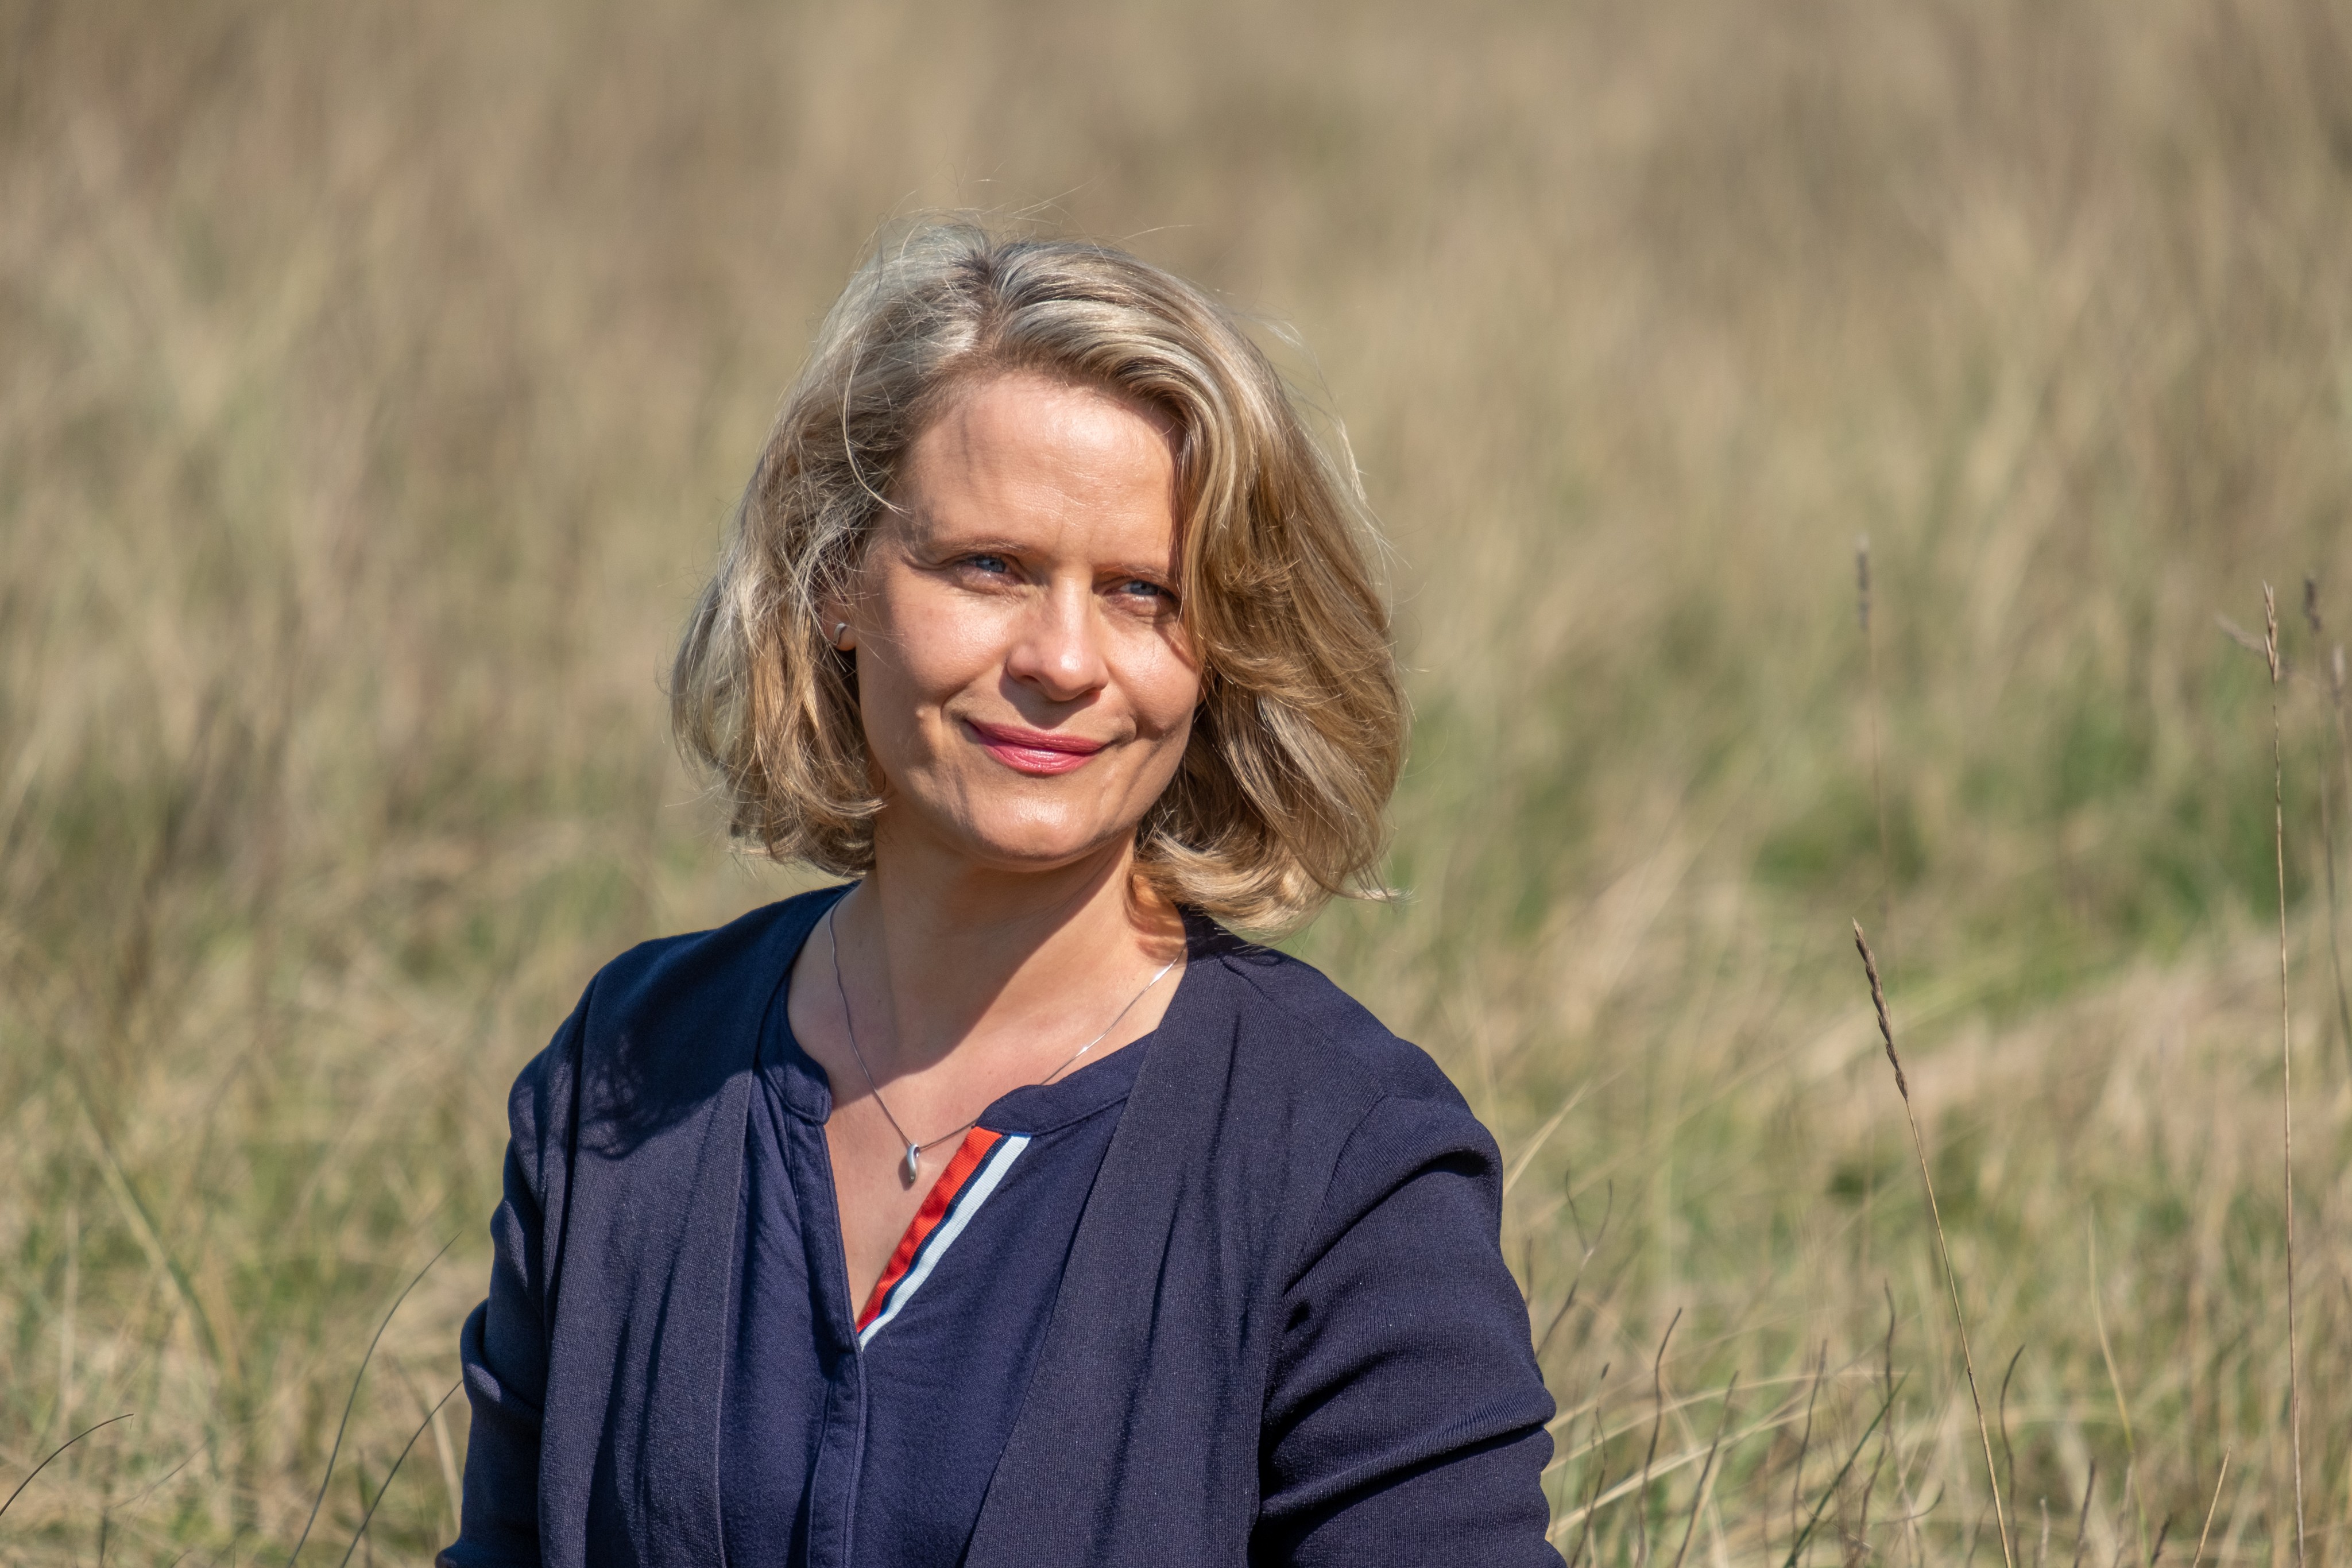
left=856, top=1127, right=1003, bottom=1331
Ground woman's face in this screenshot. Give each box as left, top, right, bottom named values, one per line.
left=840, top=370, right=1202, bottom=877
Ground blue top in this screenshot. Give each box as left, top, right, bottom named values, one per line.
left=443, top=888, right=1562, bottom=1567
left=720, top=955, right=1146, bottom=1567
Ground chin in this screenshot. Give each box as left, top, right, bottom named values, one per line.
left=962, top=826, right=1132, bottom=874
left=922, top=800, right=1142, bottom=876
left=880, top=764, right=1177, bottom=877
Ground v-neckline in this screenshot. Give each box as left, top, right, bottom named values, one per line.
left=756, top=887, right=1169, bottom=1344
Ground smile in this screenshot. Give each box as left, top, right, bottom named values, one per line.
left=965, top=721, right=1109, bottom=777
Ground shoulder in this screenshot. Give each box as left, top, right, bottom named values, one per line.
left=1165, top=923, right=1509, bottom=1285
left=578, top=885, right=840, bottom=1029
left=506, top=885, right=844, bottom=1149
left=1184, top=920, right=1472, bottom=1124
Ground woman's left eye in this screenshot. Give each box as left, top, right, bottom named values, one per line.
left=1115, top=579, right=1175, bottom=603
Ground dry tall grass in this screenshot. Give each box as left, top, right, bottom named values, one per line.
left=5, top=0, right=2352, bottom=1559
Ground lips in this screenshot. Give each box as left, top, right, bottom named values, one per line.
left=965, top=720, right=1109, bottom=777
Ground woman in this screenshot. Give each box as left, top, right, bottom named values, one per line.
left=443, top=223, right=1561, bottom=1567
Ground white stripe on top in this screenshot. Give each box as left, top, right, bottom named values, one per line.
left=857, top=1133, right=1032, bottom=1349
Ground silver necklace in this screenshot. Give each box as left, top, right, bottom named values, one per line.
left=826, top=902, right=1180, bottom=1186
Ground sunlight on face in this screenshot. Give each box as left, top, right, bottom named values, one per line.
left=843, top=371, right=1201, bottom=876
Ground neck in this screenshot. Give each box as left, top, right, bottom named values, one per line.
left=832, top=828, right=1185, bottom=1077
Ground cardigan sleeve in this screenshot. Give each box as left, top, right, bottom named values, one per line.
left=1254, top=1092, right=1564, bottom=1567
left=439, top=1001, right=581, bottom=1568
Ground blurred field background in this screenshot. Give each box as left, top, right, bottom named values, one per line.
left=6, top=0, right=2352, bottom=1559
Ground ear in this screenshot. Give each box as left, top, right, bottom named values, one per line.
left=817, top=597, right=857, bottom=652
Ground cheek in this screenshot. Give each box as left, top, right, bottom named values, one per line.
left=1125, top=639, right=1204, bottom=741
left=864, top=590, right=1008, bottom=717
left=1116, top=660, right=1202, bottom=806
left=906, top=600, right=1012, bottom=678
left=847, top=647, right=948, bottom=787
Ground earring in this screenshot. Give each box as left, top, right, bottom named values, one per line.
left=833, top=621, right=851, bottom=649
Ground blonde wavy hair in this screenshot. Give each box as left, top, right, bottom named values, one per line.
left=671, top=222, right=1404, bottom=933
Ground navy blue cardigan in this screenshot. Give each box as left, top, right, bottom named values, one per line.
left=444, top=890, right=1562, bottom=1566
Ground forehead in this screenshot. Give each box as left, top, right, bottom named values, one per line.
left=895, top=372, right=1181, bottom=552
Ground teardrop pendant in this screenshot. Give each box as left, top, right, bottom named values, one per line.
left=902, top=1143, right=922, bottom=1186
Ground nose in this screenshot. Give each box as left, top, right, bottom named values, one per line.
left=1005, top=578, right=1109, bottom=703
